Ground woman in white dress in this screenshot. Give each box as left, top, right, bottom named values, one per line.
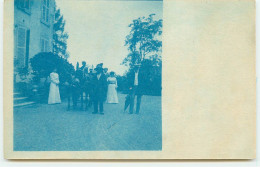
left=48, top=68, right=61, bottom=104
left=106, top=72, right=119, bottom=104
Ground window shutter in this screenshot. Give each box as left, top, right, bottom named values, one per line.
left=19, top=0, right=25, bottom=8
left=17, top=27, right=26, bottom=67
left=18, top=28, right=26, bottom=47
left=25, top=29, right=30, bottom=68
left=42, top=6, right=46, bottom=21
left=46, top=8, right=49, bottom=22
left=17, top=48, right=25, bottom=66
left=45, top=40, right=49, bottom=52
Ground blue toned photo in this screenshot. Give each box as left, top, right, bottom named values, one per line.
left=13, top=0, right=162, bottom=151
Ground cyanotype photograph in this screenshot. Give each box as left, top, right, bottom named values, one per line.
left=12, top=0, right=163, bottom=151
left=4, top=0, right=256, bottom=159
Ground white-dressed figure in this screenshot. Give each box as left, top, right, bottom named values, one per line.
left=48, top=69, right=61, bottom=104
left=106, top=72, right=119, bottom=104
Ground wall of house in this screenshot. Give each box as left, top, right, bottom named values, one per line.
left=14, top=0, right=55, bottom=69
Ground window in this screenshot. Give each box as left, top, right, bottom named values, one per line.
left=16, top=0, right=30, bottom=13
left=41, top=0, right=50, bottom=24
left=40, top=38, right=49, bottom=52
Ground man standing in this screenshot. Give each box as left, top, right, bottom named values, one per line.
left=87, top=68, right=95, bottom=108
left=103, top=67, right=109, bottom=100
left=92, top=66, right=107, bottom=115
left=125, top=64, right=144, bottom=114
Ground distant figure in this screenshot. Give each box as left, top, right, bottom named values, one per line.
left=92, top=66, right=107, bottom=114
left=103, top=67, right=109, bottom=100
left=82, top=69, right=92, bottom=110
left=88, top=68, right=95, bottom=108
left=124, top=64, right=144, bottom=114
left=106, top=72, right=119, bottom=104
left=79, top=61, right=88, bottom=77
left=48, top=68, right=61, bottom=104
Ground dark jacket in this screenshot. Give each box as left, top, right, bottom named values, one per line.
left=127, top=70, right=145, bottom=95
left=92, top=73, right=107, bottom=101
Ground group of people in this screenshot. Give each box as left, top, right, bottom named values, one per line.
left=48, top=61, right=144, bottom=115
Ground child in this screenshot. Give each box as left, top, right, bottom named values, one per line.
left=66, top=74, right=80, bottom=110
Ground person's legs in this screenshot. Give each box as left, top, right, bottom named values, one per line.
left=88, top=88, right=93, bottom=108
left=136, top=95, right=142, bottom=114
left=72, top=92, right=77, bottom=109
left=67, top=97, right=71, bottom=110
left=80, top=91, right=84, bottom=110
left=89, top=93, right=93, bottom=107
left=85, top=91, right=89, bottom=111
left=67, top=88, right=71, bottom=110
left=129, top=88, right=136, bottom=114
left=124, top=95, right=130, bottom=112
left=99, top=100, right=104, bottom=114
left=93, top=99, right=98, bottom=113
left=67, top=95, right=71, bottom=110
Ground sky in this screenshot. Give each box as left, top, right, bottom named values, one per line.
left=55, top=0, right=163, bottom=75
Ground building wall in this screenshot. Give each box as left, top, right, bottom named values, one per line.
left=14, top=0, right=55, bottom=70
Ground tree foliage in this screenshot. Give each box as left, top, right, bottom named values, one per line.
left=30, top=52, right=75, bottom=84
left=53, top=6, right=69, bottom=59
left=123, top=14, right=162, bottom=67
left=121, top=14, right=162, bottom=96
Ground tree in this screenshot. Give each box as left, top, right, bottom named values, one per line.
left=53, top=6, right=69, bottom=59
left=123, top=14, right=162, bottom=67
left=30, top=52, right=75, bottom=84
left=122, top=14, right=163, bottom=96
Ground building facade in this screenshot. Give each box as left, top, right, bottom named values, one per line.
left=14, top=0, right=56, bottom=71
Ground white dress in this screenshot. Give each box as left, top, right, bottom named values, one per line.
left=48, top=72, right=61, bottom=104
left=106, top=77, right=119, bottom=104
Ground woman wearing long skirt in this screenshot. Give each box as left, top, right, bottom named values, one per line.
left=106, top=72, right=119, bottom=104
left=48, top=68, right=61, bottom=104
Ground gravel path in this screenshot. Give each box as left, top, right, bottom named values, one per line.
left=13, top=94, right=162, bottom=151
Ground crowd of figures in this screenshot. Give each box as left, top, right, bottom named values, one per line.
left=47, top=61, right=144, bottom=115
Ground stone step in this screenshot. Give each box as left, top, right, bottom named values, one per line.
left=14, top=101, right=35, bottom=108
left=14, top=97, right=27, bottom=101
left=13, top=97, right=30, bottom=104
left=13, top=92, right=22, bottom=97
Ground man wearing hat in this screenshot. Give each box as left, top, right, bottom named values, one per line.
left=103, top=67, right=109, bottom=100
left=96, top=63, right=103, bottom=69
left=92, top=66, right=107, bottom=114
left=125, top=64, right=144, bottom=114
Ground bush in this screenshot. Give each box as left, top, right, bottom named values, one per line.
left=30, top=52, right=75, bottom=84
